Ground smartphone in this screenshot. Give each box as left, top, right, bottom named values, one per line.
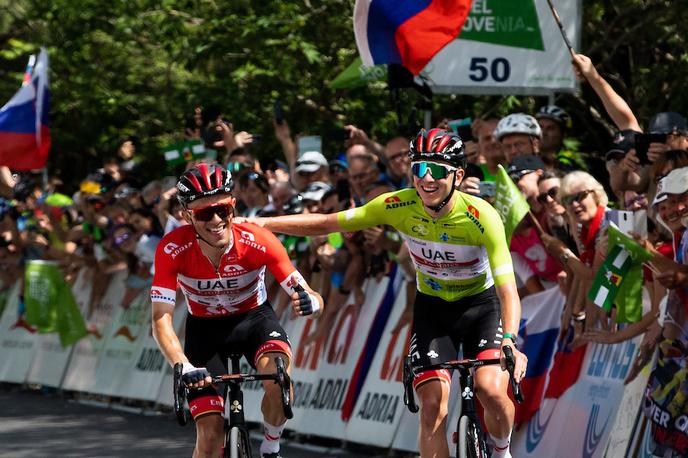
left=325, top=129, right=350, bottom=142
left=634, top=132, right=667, bottom=165
left=604, top=210, right=634, bottom=235
left=478, top=181, right=496, bottom=198
left=297, top=136, right=322, bottom=156
left=448, top=118, right=474, bottom=142
left=274, top=100, right=285, bottom=125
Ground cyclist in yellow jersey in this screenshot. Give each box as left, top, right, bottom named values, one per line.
left=240, top=129, right=528, bottom=458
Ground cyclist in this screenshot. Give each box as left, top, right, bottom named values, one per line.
left=150, top=163, right=323, bottom=458
left=239, top=129, right=528, bottom=458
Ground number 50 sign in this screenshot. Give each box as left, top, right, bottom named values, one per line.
left=423, top=0, right=581, bottom=95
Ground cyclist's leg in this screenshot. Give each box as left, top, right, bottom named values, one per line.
left=185, top=313, right=234, bottom=457
left=458, top=288, right=514, bottom=457
left=194, top=414, right=224, bottom=458
left=239, top=301, right=292, bottom=457
left=410, top=292, right=456, bottom=458
left=415, top=375, right=451, bottom=458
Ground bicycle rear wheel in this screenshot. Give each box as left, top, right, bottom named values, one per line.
left=457, top=415, right=488, bottom=458
left=226, top=425, right=252, bottom=458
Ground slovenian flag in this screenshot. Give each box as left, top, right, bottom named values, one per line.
left=0, top=48, right=51, bottom=170
left=354, top=0, right=473, bottom=75
left=515, top=287, right=563, bottom=425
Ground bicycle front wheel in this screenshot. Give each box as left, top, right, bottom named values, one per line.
left=226, top=425, right=252, bottom=458
left=457, top=415, right=488, bottom=458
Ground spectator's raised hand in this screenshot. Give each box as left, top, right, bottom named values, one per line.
left=345, top=124, right=370, bottom=145
left=571, top=53, right=599, bottom=82
left=619, top=149, right=641, bottom=173
left=648, top=142, right=669, bottom=163
left=216, top=119, right=237, bottom=151
left=273, top=118, right=292, bottom=145
left=459, top=176, right=481, bottom=196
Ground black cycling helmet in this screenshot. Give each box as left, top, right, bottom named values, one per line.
left=409, top=128, right=467, bottom=169
left=176, top=163, right=234, bottom=206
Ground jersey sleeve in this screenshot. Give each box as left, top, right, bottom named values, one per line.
left=258, top=227, right=298, bottom=284
left=336, top=190, right=400, bottom=232
left=150, top=238, right=178, bottom=306
left=481, top=203, right=516, bottom=286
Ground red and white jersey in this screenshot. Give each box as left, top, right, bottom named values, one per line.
left=151, top=223, right=301, bottom=317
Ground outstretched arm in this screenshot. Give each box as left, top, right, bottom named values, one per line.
left=240, top=212, right=342, bottom=236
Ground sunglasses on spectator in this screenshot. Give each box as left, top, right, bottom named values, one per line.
left=114, top=232, right=132, bottom=246
left=561, top=189, right=593, bottom=206
left=189, top=202, right=234, bottom=222
left=537, top=186, right=560, bottom=204
left=411, top=162, right=456, bottom=180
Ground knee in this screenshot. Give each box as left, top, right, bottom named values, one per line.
left=476, top=383, right=511, bottom=413
left=196, top=417, right=223, bottom=455
left=418, top=390, right=448, bottom=430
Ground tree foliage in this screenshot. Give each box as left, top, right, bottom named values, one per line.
left=0, top=0, right=686, bottom=188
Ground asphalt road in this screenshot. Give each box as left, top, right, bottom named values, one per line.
left=0, top=387, right=407, bottom=458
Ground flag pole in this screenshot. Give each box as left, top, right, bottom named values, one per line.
left=528, top=210, right=545, bottom=236
left=545, top=0, right=576, bottom=59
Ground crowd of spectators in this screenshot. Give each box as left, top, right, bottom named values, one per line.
left=0, top=53, right=686, bottom=455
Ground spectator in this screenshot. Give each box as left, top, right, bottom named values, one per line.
left=382, top=136, right=411, bottom=189
left=536, top=105, right=587, bottom=171
left=493, top=113, right=542, bottom=163
left=236, top=171, right=270, bottom=217
left=294, top=151, right=330, bottom=190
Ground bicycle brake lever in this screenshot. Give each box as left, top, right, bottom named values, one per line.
left=502, top=346, right=524, bottom=404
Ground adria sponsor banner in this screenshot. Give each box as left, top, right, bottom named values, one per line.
left=424, top=0, right=581, bottom=95
left=512, top=333, right=642, bottom=457
left=287, top=276, right=391, bottom=438
left=26, top=269, right=93, bottom=387
left=345, top=279, right=410, bottom=447
left=118, top=293, right=188, bottom=401
left=91, top=289, right=150, bottom=397
left=0, top=282, right=38, bottom=383
left=61, top=270, right=127, bottom=392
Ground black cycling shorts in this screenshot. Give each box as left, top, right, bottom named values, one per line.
left=409, top=287, right=503, bottom=389
left=184, top=301, right=291, bottom=419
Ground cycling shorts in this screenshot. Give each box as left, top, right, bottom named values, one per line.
left=184, top=301, right=291, bottom=420
left=409, top=286, right=503, bottom=390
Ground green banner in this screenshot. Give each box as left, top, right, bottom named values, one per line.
left=460, top=0, right=544, bottom=51
left=24, top=260, right=87, bottom=346
left=162, top=140, right=209, bottom=167
left=330, top=57, right=387, bottom=89
left=493, top=164, right=530, bottom=242
left=588, top=245, right=634, bottom=312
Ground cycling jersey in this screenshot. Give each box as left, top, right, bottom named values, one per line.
left=337, top=188, right=514, bottom=301
left=151, top=223, right=302, bottom=317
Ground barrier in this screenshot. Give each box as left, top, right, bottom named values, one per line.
left=0, top=266, right=665, bottom=456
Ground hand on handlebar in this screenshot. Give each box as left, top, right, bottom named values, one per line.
left=501, top=341, right=527, bottom=383
left=181, top=362, right=212, bottom=388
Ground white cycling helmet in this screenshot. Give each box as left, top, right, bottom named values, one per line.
left=494, top=113, right=542, bottom=141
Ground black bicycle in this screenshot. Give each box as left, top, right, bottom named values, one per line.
left=403, top=346, right=524, bottom=458
left=174, top=354, right=293, bottom=458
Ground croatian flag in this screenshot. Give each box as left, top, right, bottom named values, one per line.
left=515, top=287, right=563, bottom=425
left=0, top=48, right=51, bottom=170
left=354, top=0, right=473, bottom=75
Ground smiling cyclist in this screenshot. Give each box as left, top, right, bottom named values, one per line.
left=150, top=163, right=323, bottom=458
left=238, top=129, right=528, bottom=458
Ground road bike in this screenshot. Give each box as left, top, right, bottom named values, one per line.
left=174, top=354, right=293, bottom=458
left=403, top=346, right=524, bottom=458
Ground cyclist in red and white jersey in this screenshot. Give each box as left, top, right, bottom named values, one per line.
left=151, top=163, right=323, bottom=458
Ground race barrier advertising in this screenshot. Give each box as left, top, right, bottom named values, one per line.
left=0, top=266, right=668, bottom=456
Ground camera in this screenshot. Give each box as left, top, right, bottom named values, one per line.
left=634, top=132, right=667, bottom=164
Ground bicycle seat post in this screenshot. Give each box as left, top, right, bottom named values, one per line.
left=226, top=354, right=246, bottom=428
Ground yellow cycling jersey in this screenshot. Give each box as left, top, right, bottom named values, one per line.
left=337, top=188, right=515, bottom=301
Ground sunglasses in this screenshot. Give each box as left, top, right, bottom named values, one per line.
left=537, top=186, right=560, bottom=204
left=561, top=189, right=593, bottom=206
left=387, top=150, right=409, bottom=162
left=113, top=232, right=132, bottom=246
left=189, top=202, right=234, bottom=222
left=411, top=162, right=456, bottom=180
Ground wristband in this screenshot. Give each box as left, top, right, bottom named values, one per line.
left=503, top=332, right=517, bottom=341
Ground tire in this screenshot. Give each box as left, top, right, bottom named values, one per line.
left=227, top=426, right=252, bottom=458
left=457, top=415, right=487, bottom=458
